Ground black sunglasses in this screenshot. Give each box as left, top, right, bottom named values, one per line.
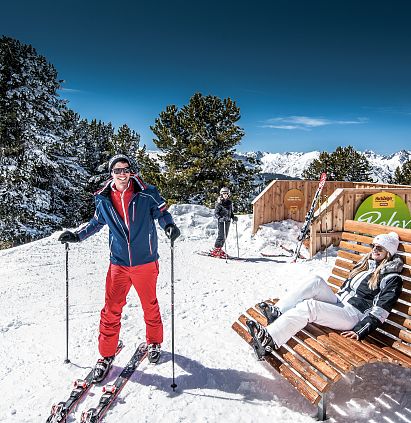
left=371, top=244, right=385, bottom=252
left=112, top=167, right=131, bottom=175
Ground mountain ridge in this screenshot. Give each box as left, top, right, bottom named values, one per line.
left=147, top=149, right=411, bottom=182
left=237, top=149, right=411, bottom=182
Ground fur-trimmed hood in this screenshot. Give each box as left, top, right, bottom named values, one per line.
left=380, top=254, right=404, bottom=275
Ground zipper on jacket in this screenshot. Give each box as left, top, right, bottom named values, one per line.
left=128, top=194, right=138, bottom=265
left=120, top=187, right=132, bottom=265
left=128, top=239, right=132, bottom=266
left=120, top=191, right=129, bottom=229
left=149, top=233, right=152, bottom=255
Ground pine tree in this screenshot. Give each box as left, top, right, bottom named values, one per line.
left=391, top=160, right=411, bottom=185
left=110, top=124, right=139, bottom=157
left=301, top=151, right=334, bottom=180
left=109, top=123, right=141, bottom=174
left=56, top=109, right=91, bottom=225
left=151, top=93, right=259, bottom=211
left=0, top=37, right=82, bottom=247
left=302, top=145, right=373, bottom=182
left=136, top=146, right=165, bottom=188
left=84, top=119, right=113, bottom=174
left=81, top=119, right=114, bottom=206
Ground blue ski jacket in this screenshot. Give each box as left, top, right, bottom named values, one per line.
left=77, top=176, right=174, bottom=266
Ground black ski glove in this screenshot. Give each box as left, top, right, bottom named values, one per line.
left=165, top=224, right=181, bottom=242
left=58, top=230, right=80, bottom=243
left=219, top=215, right=231, bottom=222
left=232, top=216, right=238, bottom=222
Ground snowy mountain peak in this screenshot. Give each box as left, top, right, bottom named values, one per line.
left=147, top=149, right=410, bottom=182
left=240, top=149, right=411, bottom=182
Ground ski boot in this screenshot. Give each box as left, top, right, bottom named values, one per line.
left=246, top=319, right=276, bottom=360
left=258, top=302, right=282, bottom=324
left=210, top=247, right=221, bottom=257
left=148, top=343, right=161, bottom=364
left=92, top=355, right=115, bottom=383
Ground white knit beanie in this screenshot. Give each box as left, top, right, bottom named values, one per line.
left=372, top=232, right=400, bottom=256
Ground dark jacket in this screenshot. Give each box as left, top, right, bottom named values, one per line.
left=337, top=256, right=403, bottom=339
left=77, top=176, right=174, bottom=266
left=214, top=197, right=234, bottom=222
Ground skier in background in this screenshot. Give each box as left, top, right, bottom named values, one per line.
left=58, top=154, right=180, bottom=382
left=211, top=187, right=238, bottom=257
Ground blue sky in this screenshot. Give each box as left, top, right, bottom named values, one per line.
left=2, top=0, right=411, bottom=154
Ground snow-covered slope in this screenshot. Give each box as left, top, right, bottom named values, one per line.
left=0, top=205, right=409, bottom=422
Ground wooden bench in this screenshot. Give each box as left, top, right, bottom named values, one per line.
left=232, top=220, right=411, bottom=420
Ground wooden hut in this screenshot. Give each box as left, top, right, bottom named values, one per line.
left=252, top=180, right=411, bottom=257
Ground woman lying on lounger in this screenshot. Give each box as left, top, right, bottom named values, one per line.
left=247, top=231, right=403, bottom=359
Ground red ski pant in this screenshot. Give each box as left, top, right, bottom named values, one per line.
left=98, top=261, right=163, bottom=357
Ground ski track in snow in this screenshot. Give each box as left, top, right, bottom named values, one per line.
left=0, top=204, right=410, bottom=422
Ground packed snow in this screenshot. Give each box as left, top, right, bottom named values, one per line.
left=0, top=204, right=410, bottom=423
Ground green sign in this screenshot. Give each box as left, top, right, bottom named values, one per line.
left=354, top=191, right=411, bottom=229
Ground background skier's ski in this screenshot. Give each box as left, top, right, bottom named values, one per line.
left=261, top=244, right=306, bottom=259
left=196, top=251, right=249, bottom=262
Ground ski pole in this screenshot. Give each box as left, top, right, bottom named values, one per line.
left=223, top=221, right=228, bottom=263
left=64, top=242, right=70, bottom=364
left=235, top=221, right=239, bottom=258
left=170, top=238, right=177, bottom=391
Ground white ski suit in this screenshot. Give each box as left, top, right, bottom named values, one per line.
left=266, top=256, right=403, bottom=347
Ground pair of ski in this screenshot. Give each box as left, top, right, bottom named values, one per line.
left=196, top=251, right=248, bottom=261
left=292, top=172, right=327, bottom=262
left=261, top=244, right=307, bottom=260
left=46, top=341, right=147, bottom=423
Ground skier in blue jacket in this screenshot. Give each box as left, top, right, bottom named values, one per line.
left=59, top=154, right=180, bottom=381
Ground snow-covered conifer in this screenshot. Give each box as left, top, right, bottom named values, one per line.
left=151, top=93, right=259, bottom=211
left=302, top=146, right=373, bottom=182
left=0, top=37, right=83, bottom=247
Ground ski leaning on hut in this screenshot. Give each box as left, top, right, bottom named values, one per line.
left=292, top=172, right=327, bottom=262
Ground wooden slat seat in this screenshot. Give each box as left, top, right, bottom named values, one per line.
left=232, top=220, right=411, bottom=420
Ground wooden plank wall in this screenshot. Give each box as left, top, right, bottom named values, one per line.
left=252, top=180, right=350, bottom=233
left=252, top=180, right=411, bottom=236
left=310, top=188, right=411, bottom=256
